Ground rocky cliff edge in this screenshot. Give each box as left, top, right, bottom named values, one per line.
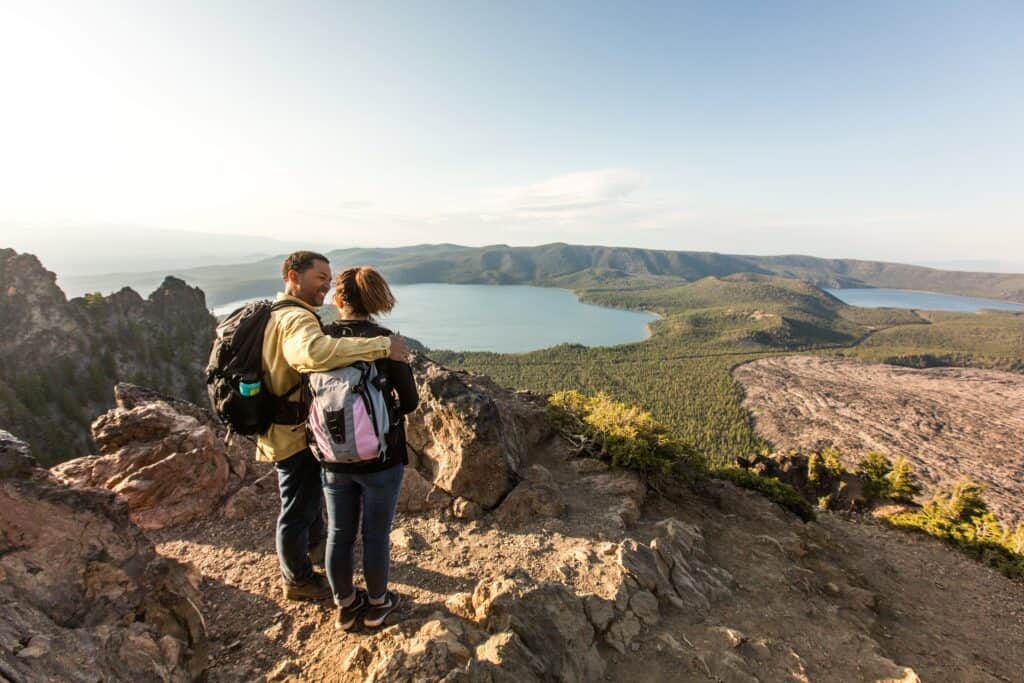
left=7, top=359, right=1024, bottom=681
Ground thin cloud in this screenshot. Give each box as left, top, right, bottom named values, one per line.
left=484, top=168, right=647, bottom=215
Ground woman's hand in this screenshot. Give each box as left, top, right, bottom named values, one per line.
left=388, top=335, right=410, bottom=362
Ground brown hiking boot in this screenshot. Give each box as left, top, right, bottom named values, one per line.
left=282, top=573, right=332, bottom=601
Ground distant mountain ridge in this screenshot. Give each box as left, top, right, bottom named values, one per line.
left=64, top=242, right=1024, bottom=308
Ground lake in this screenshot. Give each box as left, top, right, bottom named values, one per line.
left=825, top=288, right=1024, bottom=313
left=214, top=283, right=659, bottom=353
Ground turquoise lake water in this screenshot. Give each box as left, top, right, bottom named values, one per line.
left=825, top=288, right=1024, bottom=313
left=214, top=283, right=658, bottom=353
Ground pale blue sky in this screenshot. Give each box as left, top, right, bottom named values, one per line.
left=1, top=1, right=1021, bottom=268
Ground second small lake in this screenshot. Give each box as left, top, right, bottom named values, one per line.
left=215, top=283, right=658, bottom=353
left=825, top=288, right=1024, bottom=313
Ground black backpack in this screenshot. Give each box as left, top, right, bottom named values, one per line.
left=205, top=300, right=311, bottom=436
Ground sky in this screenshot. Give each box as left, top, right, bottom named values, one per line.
left=1, top=1, right=1022, bottom=273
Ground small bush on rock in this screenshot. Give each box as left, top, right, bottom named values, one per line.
left=548, top=390, right=687, bottom=473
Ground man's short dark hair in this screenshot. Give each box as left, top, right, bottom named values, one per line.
left=281, top=251, right=329, bottom=280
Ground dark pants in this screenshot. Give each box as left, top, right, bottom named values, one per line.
left=322, top=464, right=404, bottom=603
left=274, top=448, right=327, bottom=585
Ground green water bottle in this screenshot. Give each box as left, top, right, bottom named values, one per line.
left=239, top=379, right=262, bottom=397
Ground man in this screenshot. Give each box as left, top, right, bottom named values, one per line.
left=259, top=251, right=409, bottom=600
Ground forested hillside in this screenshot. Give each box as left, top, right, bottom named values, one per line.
left=0, top=249, right=214, bottom=463
left=66, top=242, right=1024, bottom=307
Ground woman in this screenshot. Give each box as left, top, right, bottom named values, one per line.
left=320, top=266, right=418, bottom=630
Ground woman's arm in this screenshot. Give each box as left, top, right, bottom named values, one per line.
left=383, top=360, right=419, bottom=415
left=279, top=309, right=390, bottom=371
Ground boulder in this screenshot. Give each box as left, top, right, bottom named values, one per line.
left=222, top=485, right=262, bottom=521
left=52, top=396, right=235, bottom=530
left=113, top=383, right=250, bottom=489
left=405, top=359, right=552, bottom=509
left=616, top=539, right=675, bottom=598
left=398, top=467, right=452, bottom=514
left=493, top=478, right=564, bottom=526
left=471, top=630, right=546, bottom=681
left=0, top=432, right=206, bottom=681
left=453, top=497, right=485, bottom=520
left=629, top=589, right=661, bottom=626
left=605, top=612, right=642, bottom=655
left=471, top=570, right=605, bottom=682
left=583, top=595, right=615, bottom=633
left=586, top=469, right=647, bottom=530
left=648, top=518, right=735, bottom=614
left=0, top=429, right=38, bottom=478
left=360, top=574, right=610, bottom=682
left=364, top=616, right=474, bottom=682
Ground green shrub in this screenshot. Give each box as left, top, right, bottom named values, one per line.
left=856, top=452, right=892, bottom=499
left=885, top=456, right=922, bottom=503
left=855, top=452, right=922, bottom=503
left=885, top=479, right=1024, bottom=579
left=547, top=390, right=691, bottom=473
left=1009, top=525, right=1024, bottom=555
left=940, top=479, right=989, bottom=522
left=713, top=467, right=816, bottom=522
left=808, top=447, right=846, bottom=483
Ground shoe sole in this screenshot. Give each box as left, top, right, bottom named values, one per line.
left=284, top=593, right=332, bottom=602
left=363, top=593, right=400, bottom=628
left=335, top=592, right=367, bottom=630
left=335, top=616, right=358, bottom=631
left=335, top=604, right=365, bottom=631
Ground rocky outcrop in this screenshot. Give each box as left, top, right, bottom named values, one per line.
left=493, top=464, right=565, bottom=526
left=340, top=514, right=734, bottom=681
left=52, top=384, right=249, bottom=530
left=468, top=570, right=605, bottom=682
left=50, top=358, right=557, bottom=531
left=403, top=358, right=554, bottom=511
left=0, top=431, right=207, bottom=681
left=0, top=249, right=215, bottom=464
left=357, top=570, right=604, bottom=683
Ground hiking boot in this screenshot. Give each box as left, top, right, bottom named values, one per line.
left=308, top=540, right=326, bottom=570
left=281, top=573, right=332, bottom=602
left=363, top=590, right=400, bottom=628
left=334, top=589, right=368, bottom=631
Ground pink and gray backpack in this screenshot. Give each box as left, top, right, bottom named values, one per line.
left=306, top=362, right=392, bottom=464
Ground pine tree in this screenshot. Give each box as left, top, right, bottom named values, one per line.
left=856, top=452, right=893, bottom=500
left=885, top=456, right=922, bottom=503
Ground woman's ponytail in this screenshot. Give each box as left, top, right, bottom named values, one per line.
left=334, top=266, right=396, bottom=318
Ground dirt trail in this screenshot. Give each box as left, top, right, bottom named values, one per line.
left=153, top=439, right=1024, bottom=681
left=734, top=356, right=1024, bottom=524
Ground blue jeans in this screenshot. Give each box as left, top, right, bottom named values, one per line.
left=274, top=448, right=327, bottom=584
left=322, top=464, right=404, bottom=602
